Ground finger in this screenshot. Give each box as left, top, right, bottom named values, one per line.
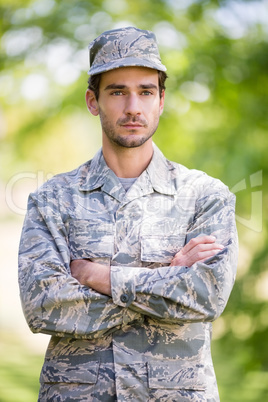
left=173, top=237, right=219, bottom=263
left=191, top=242, right=224, bottom=254
left=191, top=245, right=224, bottom=260
left=195, top=247, right=225, bottom=263
left=180, top=235, right=217, bottom=255
left=185, top=242, right=224, bottom=261
left=171, top=243, right=224, bottom=267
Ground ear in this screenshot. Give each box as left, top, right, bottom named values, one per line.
left=159, top=90, right=165, bottom=116
left=85, top=89, right=99, bottom=116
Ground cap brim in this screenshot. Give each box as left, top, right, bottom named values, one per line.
left=88, top=57, right=167, bottom=76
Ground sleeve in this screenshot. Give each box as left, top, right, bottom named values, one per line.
left=18, top=187, right=141, bottom=339
left=110, top=186, right=238, bottom=323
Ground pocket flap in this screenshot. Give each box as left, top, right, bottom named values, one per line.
left=40, top=359, right=100, bottom=384
left=148, top=360, right=205, bottom=391
left=68, top=219, right=114, bottom=259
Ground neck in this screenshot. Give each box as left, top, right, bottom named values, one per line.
left=102, top=137, right=154, bottom=178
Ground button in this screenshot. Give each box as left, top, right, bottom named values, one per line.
left=120, top=294, right=129, bottom=303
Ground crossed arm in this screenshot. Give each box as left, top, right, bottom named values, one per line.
left=19, top=182, right=237, bottom=338
left=70, top=235, right=224, bottom=296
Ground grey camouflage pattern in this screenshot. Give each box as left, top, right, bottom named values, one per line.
left=88, top=26, right=167, bottom=76
left=18, top=144, right=238, bottom=401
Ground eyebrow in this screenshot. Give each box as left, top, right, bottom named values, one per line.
left=104, top=83, right=158, bottom=91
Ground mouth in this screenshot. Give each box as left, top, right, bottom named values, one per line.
left=122, top=124, right=144, bottom=129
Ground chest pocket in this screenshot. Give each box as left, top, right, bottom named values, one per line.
left=141, top=235, right=185, bottom=264
left=68, top=219, right=114, bottom=260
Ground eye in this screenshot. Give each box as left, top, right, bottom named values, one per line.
left=111, top=90, right=123, bottom=96
left=142, top=90, right=153, bottom=96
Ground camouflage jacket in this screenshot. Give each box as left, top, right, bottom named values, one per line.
left=19, top=144, right=238, bottom=401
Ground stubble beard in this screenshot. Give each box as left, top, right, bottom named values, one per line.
left=99, top=108, right=160, bottom=149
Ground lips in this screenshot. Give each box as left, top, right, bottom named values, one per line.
left=118, top=117, right=147, bottom=128
left=122, top=124, right=143, bottom=128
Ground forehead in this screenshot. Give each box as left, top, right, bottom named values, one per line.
left=99, top=66, right=159, bottom=89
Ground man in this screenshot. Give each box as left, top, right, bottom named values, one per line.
left=19, top=27, right=238, bottom=401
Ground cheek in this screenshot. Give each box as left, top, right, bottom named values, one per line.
left=146, top=101, right=162, bottom=118
left=100, top=100, right=123, bottom=119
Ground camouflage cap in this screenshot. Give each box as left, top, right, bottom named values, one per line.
left=88, top=26, right=167, bottom=76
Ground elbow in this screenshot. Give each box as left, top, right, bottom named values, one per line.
left=204, top=292, right=231, bottom=322
left=20, top=293, right=45, bottom=334
left=205, top=306, right=224, bottom=322
left=193, top=305, right=221, bottom=323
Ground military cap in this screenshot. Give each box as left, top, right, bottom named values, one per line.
left=88, top=26, right=167, bottom=76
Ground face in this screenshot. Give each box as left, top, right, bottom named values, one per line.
left=86, top=67, right=165, bottom=149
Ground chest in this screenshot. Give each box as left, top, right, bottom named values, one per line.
left=64, top=190, right=196, bottom=267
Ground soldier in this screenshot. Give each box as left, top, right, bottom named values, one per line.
left=19, top=27, right=238, bottom=401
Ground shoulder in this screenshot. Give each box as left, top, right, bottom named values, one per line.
left=31, top=160, right=92, bottom=199
left=168, top=159, right=234, bottom=200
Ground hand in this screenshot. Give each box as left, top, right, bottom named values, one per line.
left=70, top=259, right=111, bottom=296
left=170, top=235, right=224, bottom=268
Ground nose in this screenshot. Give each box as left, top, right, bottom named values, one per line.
left=124, top=93, right=141, bottom=116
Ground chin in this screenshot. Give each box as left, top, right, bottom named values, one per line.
left=115, top=135, right=151, bottom=148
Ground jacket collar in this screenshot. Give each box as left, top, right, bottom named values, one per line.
left=146, top=144, right=177, bottom=196
left=79, top=143, right=177, bottom=197
left=79, top=147, right=112, bottom=191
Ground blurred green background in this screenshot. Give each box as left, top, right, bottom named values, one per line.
left=0, top=0, right=267, bottom=401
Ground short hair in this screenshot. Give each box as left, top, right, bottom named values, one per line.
left=87, top=70, right=168, bottom=101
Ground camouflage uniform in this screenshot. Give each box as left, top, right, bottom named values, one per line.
left=19, top=144, right=238, bottom=401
